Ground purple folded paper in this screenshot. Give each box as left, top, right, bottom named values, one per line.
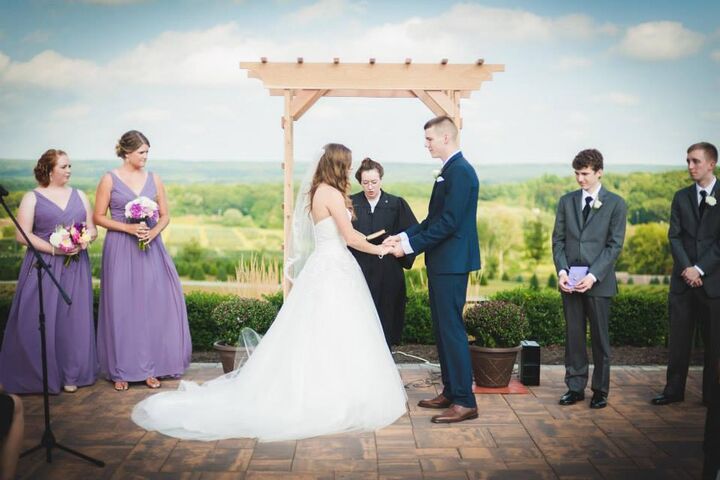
left=568, top=266, right=589, bottom=288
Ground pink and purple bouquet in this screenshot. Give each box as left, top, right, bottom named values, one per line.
left=49, top=222, right=92, bottom=266
left=124, top=196, right=159, bottom=251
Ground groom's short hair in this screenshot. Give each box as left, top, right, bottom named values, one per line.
left=572, top=149, right=604, bottom=172
left=424, top=116, right=458, bottom=139
left=688, top=142, right=718, bottom=164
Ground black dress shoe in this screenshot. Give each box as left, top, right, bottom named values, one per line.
left=651, top=394, right=683, bottom=405
left=590, top=392, right=607, bottom=409
left=559, top=390, right=585, bottom=405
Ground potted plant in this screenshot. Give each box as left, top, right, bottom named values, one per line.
left=464, top=300, right=529, bottom=388
left=211, top=297, right=278, bottom=373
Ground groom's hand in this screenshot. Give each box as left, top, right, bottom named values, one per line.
left=382, top=235, right=400, bottom=246
left=390, top=243, right=406, bottom=258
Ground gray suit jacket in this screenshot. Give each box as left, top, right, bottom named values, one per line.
left=552, top=187, right=627, bottom=297
left=669, top=182, right=720, bottom=297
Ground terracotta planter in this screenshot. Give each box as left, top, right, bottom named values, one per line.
left=213, top=341, right=248, bottom=374
left=469, top=345, right=521, bottom=388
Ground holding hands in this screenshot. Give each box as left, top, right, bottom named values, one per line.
left=558, top=271, right=596, bottom=294
left=381, top=235, right=406, bottom=258
left=681, top=267, right=703, bottom=288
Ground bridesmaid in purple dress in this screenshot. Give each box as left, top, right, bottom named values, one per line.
left=0, top=149, right=98, bottom=394
left=94, top=130, right=191, bottom=391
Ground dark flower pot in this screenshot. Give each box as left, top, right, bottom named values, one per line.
left=469, top=345, right=521, bottom=388
left=213, top=341, right=248, bottom=374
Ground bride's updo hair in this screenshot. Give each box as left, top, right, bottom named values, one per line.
left=309, top=143, right=353, bottom=213
left=115, top=130, right=150, bottom=159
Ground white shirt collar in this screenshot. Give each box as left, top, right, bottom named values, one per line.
left=696, top=177, right=717, bottom=196
left=582, top=183, right=602, bottom=200
left=442, top=150, right=461, bottom=167
left=366, top=193, right=381, bottom=213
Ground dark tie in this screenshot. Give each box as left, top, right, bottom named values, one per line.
left=699, top=190, right=707, bottom=218
left=582, top=196, right=592, bottom=223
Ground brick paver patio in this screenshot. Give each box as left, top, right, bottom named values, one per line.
left=15, top=363, right=705, bottom=479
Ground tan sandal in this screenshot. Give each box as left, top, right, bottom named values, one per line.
left=114, top=381, right=129, bottom=391
left=63, top=385, right=78, bottom=393
left=145, top=377, right=161, bottom=389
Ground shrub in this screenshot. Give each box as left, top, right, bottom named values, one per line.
left=609, top=289, right=668, bottom=346
left=185, top=291, right=235, bottom=349
left=649, top=277, right=660, bottom=285
left=547, top=273, right=557, bottom=289
left=529, top=273, right=540, bottom=290
left=492, top=287, right=564, bottom=345
left=515, top=275, right=524, bottom=283
left=501, top=272, right=510, bottom=281
left=464, top=300, right=528, bottom=348
left=479, top=275, right=488, bottom=286
left=402, top=287, right=434, bottom=344
left=210, top=297, right=278, bottom=346
left=262, top=290, right=284, bottom=312
left=189, top=263, right=206, bottom=280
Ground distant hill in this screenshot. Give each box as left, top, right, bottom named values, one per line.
left=0, top=159, right=679, bottom=191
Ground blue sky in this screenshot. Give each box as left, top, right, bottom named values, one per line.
left=0, top=0, right=718, bottom=167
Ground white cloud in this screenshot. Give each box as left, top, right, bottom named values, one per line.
left=288, top=0, right=366, bottom=24
left=406, top=4, right=617, bottom=43
left=120, top=107, right=172, bottom=123
left=0, top=50, right=100, bottom=89
left=557, top=56, right=592, bottom=71
left=593, top=92, right=640, bottom=107
left=712, top=50, right=720, bottom=62
left=0, top=51, right=9, bottom=72
left=617, top=21, right=704, bottom=60
left=22, top=30, right=51, bottom=44
left=51, top=104, right=91, bottom=119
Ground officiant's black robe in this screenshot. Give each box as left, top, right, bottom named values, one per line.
left=350, top=191, right=418, bottom=347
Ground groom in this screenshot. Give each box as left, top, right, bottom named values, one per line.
left=385, top=116, right=480, bottom=423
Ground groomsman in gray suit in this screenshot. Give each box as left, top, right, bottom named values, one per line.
left=652, top=142, right=720, bottom=407
left=552, top=149, right=627, bottom=409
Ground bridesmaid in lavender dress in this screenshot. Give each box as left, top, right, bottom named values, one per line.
left=0, top=149, right=98, bottom=394
left=94, top=130, right=191, bottom=391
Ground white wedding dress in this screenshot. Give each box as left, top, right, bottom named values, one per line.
left=131, top=215, right=408, bottom=441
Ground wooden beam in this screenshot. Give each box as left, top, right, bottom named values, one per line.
left=240, top=61, right=504, bottom=91
left=290, top=89, right=327, bottom=121
left=268, top=88, right=473, bottom=99
left=411, top=89, right=451, bottom=117
left=282, top=89, right=294, bottom=296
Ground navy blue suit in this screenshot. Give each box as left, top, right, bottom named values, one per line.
left=405, top=151, right=480, bottom=408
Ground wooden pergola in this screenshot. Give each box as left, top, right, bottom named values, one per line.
left=238, top=58, right=504, bottom=294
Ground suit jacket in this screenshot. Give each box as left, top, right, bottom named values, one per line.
left=552, top=187, right=627, bottom=297
left=669, top=182, right=720, bottom=297
left=405, top=152, right=481, bottom=275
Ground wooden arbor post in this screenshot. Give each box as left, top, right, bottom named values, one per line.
left=239, top=58, right=504, bottom=295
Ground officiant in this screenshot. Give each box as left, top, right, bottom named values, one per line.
left=350, top=158, right=418, bottom=347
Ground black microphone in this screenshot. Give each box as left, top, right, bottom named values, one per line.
left=0, top=184, right=7, bottom=197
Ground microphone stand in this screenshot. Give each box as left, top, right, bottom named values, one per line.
left=0, top=185, right=104, bottom=467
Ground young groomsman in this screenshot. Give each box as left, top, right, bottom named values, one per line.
left=652, top=142, right=720, bottom=407
left=552, top=149, right=627, bottom=409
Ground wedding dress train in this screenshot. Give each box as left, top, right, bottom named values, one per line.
left=131, top=215, right=407, bottom=441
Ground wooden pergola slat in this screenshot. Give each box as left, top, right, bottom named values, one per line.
left=239, top=59, right=504, bottom=295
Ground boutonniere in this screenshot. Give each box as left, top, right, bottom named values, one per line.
left=592, top=199, right=602, bottom=210
left=706, top=195, right=717, bottom=207
left=432, top=169, right=442, bottom=179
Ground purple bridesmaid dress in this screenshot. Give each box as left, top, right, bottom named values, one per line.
left=97, top=172, right=191, bottom=382
left=0, top=189, right=98, bottom=394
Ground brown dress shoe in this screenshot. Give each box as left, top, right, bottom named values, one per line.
left=431, top=404, right=479, bottom=424
left=418, top=394, right=452, bottom=409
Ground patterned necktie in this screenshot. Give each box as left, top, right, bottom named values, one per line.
left=582, top=196, right=593, bottom=223
left=699, top=190, right=707, bottom=218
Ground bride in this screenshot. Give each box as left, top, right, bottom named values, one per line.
left=131, top=143, right=407, bottom=442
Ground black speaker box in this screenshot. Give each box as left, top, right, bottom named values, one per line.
left=520, top=340, right=540, bottom=386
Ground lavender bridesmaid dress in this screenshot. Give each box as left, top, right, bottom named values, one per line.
left=0, top=189, right=98, bottom=394
left=97, top=172, right=191, bottom=382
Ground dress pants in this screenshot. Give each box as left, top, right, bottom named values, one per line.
left=562, top=293, right=612, bottom=395
left=427, top=272, right=476, bottom=408
left=664, top=288, right=720, bottom=403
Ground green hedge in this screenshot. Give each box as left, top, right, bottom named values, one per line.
left=0, top=284, right=672, bottom=350
left=492, top=286, right=669, bottom=347
left=492, top=288, right=565, bottom=345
